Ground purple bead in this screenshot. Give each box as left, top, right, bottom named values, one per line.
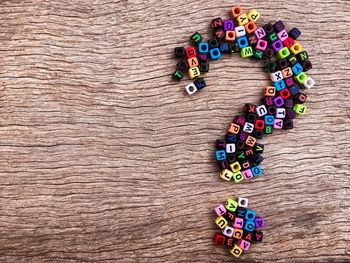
left=274, top=96, right=284, bottom=107
left=271, top=40, right=283, bottom=52
left=223, top=19, right=235, bottom=31
left=255, top=217, right=265, bottom=229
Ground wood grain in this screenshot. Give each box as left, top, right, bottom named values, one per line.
left=0, top=0, right=349, bottom=262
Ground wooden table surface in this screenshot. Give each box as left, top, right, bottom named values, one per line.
left=0, top=1, right=349, bottom=262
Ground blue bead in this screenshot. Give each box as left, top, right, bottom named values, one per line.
left=237, top=36, right=249, bottom=49
left=289, top=85, right=299, bottom=96
left=209, top=48, right=221, bottom=60
left=198, top=42, right=209, bottom=53
left=215, top=150, right=226, bottom=161
left=245, top=209, right=257, bottom=222
left=225, top=134, right=237, bottom=143
left=273, top=80, right=286, bottom=91
left=251, top=165, right=262, bottom=176
left=264, top=115, right=275, bottom=125
left=292, top=63, right=303, bottom=75
left=219, top=42, right=230, bottom=53
left=243, top=220, right=255, bottom=232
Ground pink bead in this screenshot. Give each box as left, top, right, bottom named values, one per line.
left=255, top=217, right=265, bottom=229
left=233, top=217, right=244, bottom=228
left=214, top=204, right=227, bottom=216
left=277, top=29, right=289, bottom=42
left=242, top=169, right=253, bottom=180
left=273, top=119, right=283, bottom=129
left=256, top=39, right=267, bottom=51
left=254, top=28, right=266, bottom=39
left=238, top=239, right=251, bottom=251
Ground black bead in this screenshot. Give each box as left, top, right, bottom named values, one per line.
left=236, top=207, right=246, bottom=217
left=225, top=134, right=237, bottom=143
left=297, top=51, right=309, bottom=62
left=218, top=160, right=229, bottom=170
left=227, top=153, right=236, bottom=163
left=254, top=143, right=264, bottom=154
left=263, top=60, right=277, bottom=73
left=219, top=42, right=230, bottom=54
left=273, top=21, right=285, bottom=32
left=208, top=38, right=219, bottom=49
left=199, top=62, right=209, bottom=72
left=247, top=113, right=257, bottom=123
left=211, top=17, right=223, bottom=30
left=252, top=153, right=264, bottom=165
left=284, top=98, right=294, bottom=109
left=294, top=92, right=307, bottom=104
left=302, top=60, right=313, bottom=72
left=172, top=70, right=184, bottom=81
left=267, top=105, right=277, bottom=115
left=194, top=77, right=206, bottom=90
left=283, top=119, right=294, bottom=129
left=236, top=141, right=245, bottom=150
left=287, top=55, right=298, bottom=66
left=278, top=59, right=289, bottom=70
left=247, top=33, right=258, bottom=46
left=244, top=103, right=256, bottom=114
left=174, top=47, right=185, bottom=58
left=289, top=28, right=301, bottom=40
left=263, top=22, right=274, bottom=34
left=263, top=47, right=274, bottom=60
left=253, top=130, right=264, bottom=140
left=177, top=59, right=189, bottom=72
left=213, top=28, right=225, bottom=41
left=229, top=43, right=239, bottom=54
left=190, top=32, right=203, bottom=45
left=215, top=139, right=226, bottom=149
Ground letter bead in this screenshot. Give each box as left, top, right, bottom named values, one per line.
left=188, top=67, right=200, bottom=79
left=240, top=46, right=254, bottom=58
left=274, top=119, right=283, bottom=129
left=256, top=39, right=268, bottom=51
left=303, top=76, right=315, bottom=89
left=225, top=198, right=238, bottom=212
left=187, top=57, right=199, bottom=68
left=242, top=169, right=253, bottom=180
left=277, top=29, right=289, bottom=42
left=254, top=217, right=265, bottom=229
left=256, top=105, right=267, bottom=116
left=185, top=83, right=197, bottom=95
left=223, top=19, right=235, bottom=31
left=209, top=48, right=221, bottom=60
left=233, top=171, right=244, bottom=183
left=172, top=69, right=184, bottom=81
left=214, top=204, right=227, bottom=216
left=237, top=13, right=249, bottom=26
left=290, top=42, right=302, bottom=54
left=190, top=32, right=202, bottom=45
left=273, top=20, right=285, bottom=32
left=215, top=216, right=228, bottom=229
left=295, top=72, right=308, bottom=84
left=245, top=209, right=256, bottom=221
left=230, top=244, right=243, bottom=257
left=174, top=47, right=185, bottom=58
left=234, top=217, right=245, bottom=228
left=251, top=165, right=263, bottom=176
left=289, top=27, right=301, bottom=40
left=238, top=239, right=251, bottom=251
left=247, top=9, right=260, bottom=22
left=244, top=220, right=255, bottom=232
left=211, top=17, right=223, bottom=30
left=252, top=230, right=264, bottom=242
left=294, top=104, right=307, bottom=115
left=213, top=233, right=226, bottom=245
left=254, top=28, right=266, bottom=39
left=226, top=143, right=236, bottom=153
left=238, top=197, right=249, bottom=208
left=270, top=71, right=283, bottom=82
left=243, top=122, right=254, bottom=133
left=215, top=150, right=226, bottom=161
left=272, top=40, right=283, bottom=52
left=233, top=228, right=244, bottom=240
left=198, top=42, right=209, bottom=53
left=185, top=46, right=197, bottom=58
left=276, top=108, right=286, bottom=118
left=264, top=86, right=276, bottom=96
left=223, top=225, right=234, bottom=237
left=228, top=123, right=240, bottom=134
left=246, top=136, right=256, bottom=147
left=220, top=169, right=234, bottom=181
left=245, top=21, right=257, bottom=34
left=230, top=161, right=241, bottom=173
left=235, top=25, right=246, bottom=38
left=225, top=30, right=236, bottom=42
left=277, top=47, right=290, bottom=59
left=237, top=36, right=249, bottom=49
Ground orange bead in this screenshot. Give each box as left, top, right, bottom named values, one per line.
left=225, top=30, right=236, bottom=42
left=282, top=67, right=293, bottom=78
left=244, top=21, right=257, bottom=34
left=228, top=123, right=240, bottom=134
left=187, top=57, right=199, bottom=68
left=230, top=5, right=243, bottom=19
left=263, top=86, right=276, bottom=97
left=246, top=136, right=256, bottom=147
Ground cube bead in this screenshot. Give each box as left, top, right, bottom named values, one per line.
left=188, top=67, right=200, bottom=79
left=247, top=9, right=260, bottom=22
left=185, top=83, right=197, bottom=95
left=230, top=244, right=243, bottom=257
left=215, top=216, right=228, bottom=229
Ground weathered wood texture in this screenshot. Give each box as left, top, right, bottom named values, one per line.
left=0, top=0, right=349, bottom=262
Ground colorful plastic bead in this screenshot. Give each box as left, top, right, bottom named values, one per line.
left=230, top=6, right=243, bottom=19
left=209, top=48, right=221, bottom=60
left=240, top=46, right=253, bottom=58
left=172, top=69, right=184, bottom=81
left=184, top=83, right=197, bottom=95
left=188, top=67, right=200, bottom=79
left=247, top=9, right=260, bottom=22
left=174, top=47, right=185, bottom=58
left=185, top=46, right=196, bottom=58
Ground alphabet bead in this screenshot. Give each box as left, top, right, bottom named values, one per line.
left=237, top=36, right=249, bottom=49
left=283, top=37, right=295, bottom=48
left=223, top=19, right=235, bottom=31
left=230, top=244, right=243, bottom=257
left=270, top=71, right=283, bottom=82
left=210, top=48, right=221, bottom=60
left=274, top=119, right=283, bottom=129
left=214, top=28, right=225, bottom=41
left=294, top=104, right=307, bottom=115
left=303, top=76, right=315, bottom=89
left=174, top=47, right=185, bottom=58
left=225, top=31, right=236, bottom=42
left=211, top=17, right=223, bottom=30
left=188, top=67, right=200, bottom=79
left=256, top=105, right=267, bottom=116
left=230, top=161, right=241, bottom=173
left=230, top=6, right=243, bottom=19
left=234, top=217, right=244, bottom=228
left=263, top=23, right=274, bottom=34
left=233, top=228, right=244, bottom=240
left=240, top=46, right=253, bottom=58
left=273, top=20, right=285, bottom=32
left=237, top=13, right=249, bottom=26
left=271, top=40, right=283, bottom=52
left=277, top=29, right=289, bottom=42
left=242, top=169, right=253, bottom=180
left=199, top=62, right=209, bottom=73
left=290, top=42, right=302, bottom=54
left=188, top=57, right=199, bottom=68
left=225, top=198, right=238, bottom=212
left=190, top=32, right=202, bottom=45
left=238, top=197, right=249, bottom=208
left=295, top=72, right=308, bottom=84
left=263, top=86, right=276, bottom=97
left=213, top=233, right=226, bottom=245
left=198, top=42, right=209, bottom=53
left=238, top=239, right=251, bottom=251
left=252, top=230, right=263, bottom=242
left=289, top=27, right=301, bottom=40
left=251, top=165, right=263, bottom=176
left=254, top=28, right=266, bottom=39
left=247, top=9, right=260, bottom=22
left=215, top=216, right=228, bottom=229
left=215, top=204, right=227, bottom=216
left=244, top=220, right=255, bottom=232
left=172, top=70, right=184, bottom=81
left=185, top=83, right=197, bottom=95
left=254, top=217, right=265, bottom=229
left=256, top=39, right=268, bottom=51
left=220, top=169, right=233, bottom=181
left=194, top=78, right=206, bottom=90
left=185, top=46, right=197, bottom=58
left=235, top=26, right=246, bottom=38
left=228, top=123, right=240, bottom=134
left=277, top=47, right=290, bottom=59
left=177, top=59, right=189, bottom=72
left=223, top=225, right=234, bottom=237
left=215, top=150, right=226, bottom=161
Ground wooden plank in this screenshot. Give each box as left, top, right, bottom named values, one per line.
left=0, top=0, right=349, bottom=262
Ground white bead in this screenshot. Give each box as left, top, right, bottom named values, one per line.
left=220, top=169, right=233, bottom=181
left=226, top=143, right=236, bottom=153
left=222, top=225, right=234, bottom=237
left=235, top=26, right=246, bottom=38
left=238, top=197, right=249, bottom=208
left=243, top=122, right=254, bottom=133
left=276, top=108, right=286, bottom=118
left=185, top=83, right=197, bottom=95
left=270, top=71, right=283, bottom=82
left=256, top=105, right=267, bottom=117
left=303, top=76, right=315, bottom=89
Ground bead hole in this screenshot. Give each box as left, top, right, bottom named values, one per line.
left=234, top=7, right=241, bottom=14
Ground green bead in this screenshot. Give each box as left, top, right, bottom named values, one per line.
left=295, top=72, right=308, bottom=83
left=225, top=198, right=238, bottom=212
left=293, top=104, right=307, bottom=115
left=253, top=50, right=264, bottom=60
left=268, top=33, right=278, bottom=42
left=240, top=46, right=253, bottom=58
left=277, top=47, right=291, bottom=59
left=232, top=171, right=244, bottom=183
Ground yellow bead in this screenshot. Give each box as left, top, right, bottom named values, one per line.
left=188, top=67, right=200, bottom=79
left=220, top=169, right=233, bottom=181
left=247, top=9, right=260, bottom=22
left=230, top=161, right=241, bottom=172
left=290, top=42, right=302, bottom=55
left=230, top=244, right=243, bottom=257
left=225, top=198, right=238, bottom=212
left=293, top=104, right=307, bottom=115
left=215, top=216, right=228, bottom=229
left=232, top=171, right=244, bottom=183
left=237, top=13, right=249, bottom=26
